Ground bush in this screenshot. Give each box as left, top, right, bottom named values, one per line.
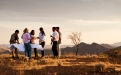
left=94, top=63, right=107, bottom=72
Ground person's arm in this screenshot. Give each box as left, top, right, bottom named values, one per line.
left=16, top=40, right=20, bottom=44
left=37, top=33, right=40, bottom=39
left=50, top=37, right=53, bottom=45
left=52, top=32, right=56, bottom=42
left=50, top=41, right=53, bottom=45
left=37, top=37, right=39, bottom=39
left=21, top=34, right=23, bottom=39
left=27, top=33, right=31, bottom=40
left=50, top=33, right=54, bottom=44
left=59, top=33, right=62, bottom=42
left=16, top=35, right=20, bottom=44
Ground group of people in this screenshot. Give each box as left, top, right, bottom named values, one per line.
left=9, top=27, right=62, bottom=59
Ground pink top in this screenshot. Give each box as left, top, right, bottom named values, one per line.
left=21, top=33, right=31, bottom=43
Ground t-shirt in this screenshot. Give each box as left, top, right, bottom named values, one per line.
left=52, top=31, right=59, bottom=41
left=9, top=33, right=19, bottom=44
left=39, top=32, right=45, bottom=42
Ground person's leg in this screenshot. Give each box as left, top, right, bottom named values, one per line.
left=27, top=42, right=32, bottom=59
left=55, top=41, right=58, bottom=57
left=56, top=42, right=59, bottom=56
left=24, top=43, right=28, bottom=57
left=41, top=42, right=45, bottom=57
left=15, top=48, right=19, bottom=58
left=11, top=50, right=14, bottom=58
left=52, top=41, right=58, bottom=57
left=58, top=44, right=61, bottom=57
left=52, top=42, right=56, bottom=57
left=41, top=42, right=45, bottom=48
left=10, top=44, right=15, bottom=58
left=57, top=42, right=59, bottom=52
left=34, top=48, right=38, bottom=58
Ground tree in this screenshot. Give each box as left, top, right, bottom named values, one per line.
left=68, top=32, right=81, bottom=55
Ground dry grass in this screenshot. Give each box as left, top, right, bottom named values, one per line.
left=0, top=54, right=121, bottom=75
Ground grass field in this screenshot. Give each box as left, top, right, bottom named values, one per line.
left=0, top=54, right=121, bottom=75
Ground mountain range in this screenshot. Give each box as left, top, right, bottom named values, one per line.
left=0, top=42, right=121, bottom=55
left=61, top=42, right=117, bottom=55
left=111, top=42, right=121, bottom=47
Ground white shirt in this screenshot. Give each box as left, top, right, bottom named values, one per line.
left=30, top=35, right=36, bottom=44
left=39, top=32, right=45, bottom=42
left=52, top=31, right=59, bottom=41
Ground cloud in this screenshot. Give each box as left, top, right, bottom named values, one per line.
left=0, top=0, right=121, bottom=44
left=0, top=0, right=121, bottom=21
left=69, top=20, right=121, bottom=24
left=65, top=19, right=121, bottom=32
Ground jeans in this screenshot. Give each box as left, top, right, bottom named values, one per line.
left=24, top=42, right=32, bottom=58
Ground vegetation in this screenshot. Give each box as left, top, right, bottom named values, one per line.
left=0, top=54, right=121, bottom=75
left=68, top=32, right=81, bottom=55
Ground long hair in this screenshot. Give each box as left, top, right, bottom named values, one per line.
left=39, top=27, right=45, bottom=36
left=24, top=28, right=29, bottom=33
left=30, top=30, right=35, bottom=35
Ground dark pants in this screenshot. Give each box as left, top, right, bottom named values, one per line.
left=31, top=42, right=38, bottom=58
left=52, top=41, right=58, bottom=57
left=34, top=48, right=38, bottom=58
left=24, top=42, right=32, bottom=58
left=40, top=42, right=45, bottom=57
left=57, top=42, right=59, bottom=52
left=12, top=48, right=18, bottom=58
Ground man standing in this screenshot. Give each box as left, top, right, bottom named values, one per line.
left=9, top=30, right=20, bottom=58
left=51, top=27, right=59, bottom=57
left=56, top=27, right=62, bottom=57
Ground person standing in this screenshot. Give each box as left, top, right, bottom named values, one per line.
left=21, top=28, right=32, bottom=59
left=30, top=30, right=38, bottom=58
left=38, top=27, right=45, bottom=58
left=56, top=27, right=62, bottom=57
left=51, top=27, right=59, bottom=57
left=9, top=30, right=20, bottom=58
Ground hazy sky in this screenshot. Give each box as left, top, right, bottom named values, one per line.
left=0, top=0, right=121, bottom=45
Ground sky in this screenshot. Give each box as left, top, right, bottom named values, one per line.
left=0, top=0, right=121, bottom=45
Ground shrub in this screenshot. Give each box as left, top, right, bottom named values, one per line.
left=94, top=63, right=107, bottom=72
